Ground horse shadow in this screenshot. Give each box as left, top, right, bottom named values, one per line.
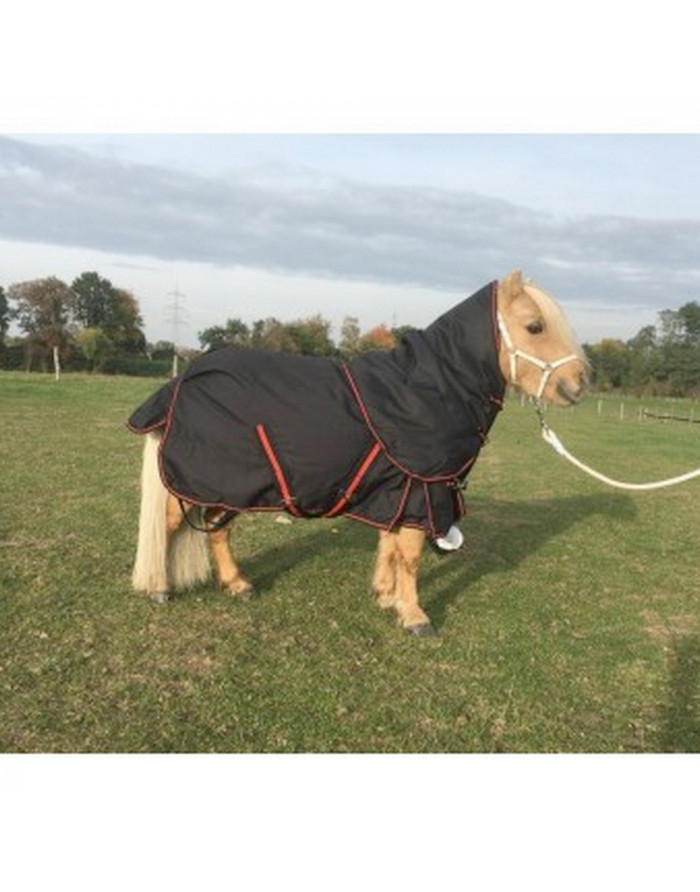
left=239, top=525, right=354, bottom=593
left=419, top=492, right=637, bottom=628
left=237, top=493, right=637, bottom=626
left=660, top=634, right=700, bottom=752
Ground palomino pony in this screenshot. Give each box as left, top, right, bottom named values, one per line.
left=128, top=270, right=586, bottom=635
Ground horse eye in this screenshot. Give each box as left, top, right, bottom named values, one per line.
left=526, top=321, right=544, bottom=335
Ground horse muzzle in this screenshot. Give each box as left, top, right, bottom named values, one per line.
left=555, top=367, right=588, bottom=405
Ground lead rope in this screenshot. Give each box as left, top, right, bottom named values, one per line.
left=497, top=308, right=700, bottom=491
left=535, top=402, right=700, bottom=491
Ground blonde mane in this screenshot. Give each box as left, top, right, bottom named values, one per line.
left=523, top=281, right=585, bottom=360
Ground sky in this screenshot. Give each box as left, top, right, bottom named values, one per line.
left=2, top=132, right=700, bottom=349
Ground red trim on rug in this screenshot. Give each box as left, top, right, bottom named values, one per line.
left=126, top=418, right=166, bottom=434
left=255, top=424, right=303, bottom=517
left=325, top=441, right=382, bottom=518
left=342, top=364, right=478, bottom=482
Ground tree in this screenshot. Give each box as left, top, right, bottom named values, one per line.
left=627, top=325, right=657, bottom=355
left=658, top=308, right=684, bottom=346
left=71, top=272, right=146, bottom=355
left=583, top=338, right=630, bottom=391
left=104, top=289, right=146, bottom=354
left=626, top=325, right=659, bottom=393
left=285, top=314, right=334, bottom=356
left=675, top=302, right=700, bottom=347
left=584, top=300, right=700, bottom=396
left=150, top=340, right=176, bottom=360
left=339, top=316, right=361, bottom=357
left=653, top=303, right=700, bottom=395
left=198, top=325, right=228, bottom=351
left=250, top=318, right=299, bottom=353
left=75, top=327, right=114, bottom=371
left=198, top=318, right=250, bottom=352
left=71, top=271, right=115, bottom=329
left=9, top=277, right=75, bottom=375
left=359, top=324, right=397, bottom=353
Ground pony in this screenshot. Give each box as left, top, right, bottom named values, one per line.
left=128, top=270, right=587, bottom=635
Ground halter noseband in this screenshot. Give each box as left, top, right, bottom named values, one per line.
left=497, top=312, right=581, bottom=401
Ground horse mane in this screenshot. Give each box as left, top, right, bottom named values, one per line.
left=523, top=281, right=584, bottom=360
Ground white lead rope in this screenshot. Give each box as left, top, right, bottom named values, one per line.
left=497, top=309, right=700, bottom=491
left=538, top=413, right=700, bottom=491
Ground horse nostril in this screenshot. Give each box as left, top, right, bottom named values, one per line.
left=556, top=378, right=583, bottom=404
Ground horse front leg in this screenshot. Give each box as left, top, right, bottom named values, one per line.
left=393, top=526, right=435, bottom=636
left=372, top=529, right=399, bottom=609
left=205, top=510, right=254, bottom=599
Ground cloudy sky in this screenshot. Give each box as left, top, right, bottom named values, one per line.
left=2, top=132, right=700, bottom=349
left=3, top=1, right=700, bottom=352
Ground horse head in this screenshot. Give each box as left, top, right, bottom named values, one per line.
left=497, top=269, right=588, bottom=407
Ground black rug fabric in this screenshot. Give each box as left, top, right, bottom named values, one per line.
left=128, top=282, right=505, bottom=537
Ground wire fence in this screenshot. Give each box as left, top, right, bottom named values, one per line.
left=518, top=391, right=700, bottom=424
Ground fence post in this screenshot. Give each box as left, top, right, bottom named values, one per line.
left=53, top=345, right=60, bottom=382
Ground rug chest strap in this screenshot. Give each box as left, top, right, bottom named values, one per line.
left=255, top=424, right=303, bottom=517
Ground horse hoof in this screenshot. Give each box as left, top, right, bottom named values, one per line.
left=227, top=582, right=255, bottom=600
left=407, top=621, right=437, bottom=637
left=151, top=591, right=171, bottom=604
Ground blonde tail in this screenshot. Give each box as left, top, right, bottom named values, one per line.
left=131, top=431, right=210, bottom=594
left=169, top=514, right=211, bottom=591
left=132, top=432, right=169, bottom=593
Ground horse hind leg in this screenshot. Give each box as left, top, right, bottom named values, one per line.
left=166, top=496, right=211, bottom=597
left=205, top=510, right=254, bottom=599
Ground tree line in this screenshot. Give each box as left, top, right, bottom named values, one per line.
left=197, top=315, right=408, bottom=357
left=3, top=271, right=700, bottom=396
left=583, top=301, right=700, bottom=397
left=0, top=272, right=151, bottom=376
left=0, top=271, right=409, bottom=377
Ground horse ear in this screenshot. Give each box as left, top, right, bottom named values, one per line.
left=499, top=269, right=524, bottom=307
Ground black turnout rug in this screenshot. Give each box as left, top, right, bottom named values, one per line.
left=128, top=282, right=506, bottom=538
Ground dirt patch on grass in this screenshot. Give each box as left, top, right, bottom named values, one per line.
left=642, top=609, right=698, bottom=647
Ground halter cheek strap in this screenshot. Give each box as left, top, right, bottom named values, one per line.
left=497, top=312, right=581, bottom=401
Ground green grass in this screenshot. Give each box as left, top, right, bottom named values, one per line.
left=2, top=371, right=700, bottom=752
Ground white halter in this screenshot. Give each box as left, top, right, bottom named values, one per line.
left=497, top=312, right=581, bottom=401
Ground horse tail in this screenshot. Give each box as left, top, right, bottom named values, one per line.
left=169, top=513, right=211, bottom=592
left=132, top=431, right=211, bottom=594
left=132, top=431, right=169, bottom=593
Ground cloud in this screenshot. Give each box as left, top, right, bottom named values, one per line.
left=2, top=135, right=700, bottom=325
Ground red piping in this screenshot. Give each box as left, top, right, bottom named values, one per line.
left=342, top=364, right=478, bottom=483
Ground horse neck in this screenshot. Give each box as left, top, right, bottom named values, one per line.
left=419, top=282, right=505, bottom=399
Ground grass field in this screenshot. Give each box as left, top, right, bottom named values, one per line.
left=2, top=372, right=700, bottom=752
